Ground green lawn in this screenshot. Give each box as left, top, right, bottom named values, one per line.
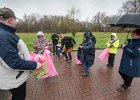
left=17, top=32, right=130, bottom=51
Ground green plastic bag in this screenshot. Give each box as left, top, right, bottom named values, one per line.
left=32, top=62, right=48, bottom=80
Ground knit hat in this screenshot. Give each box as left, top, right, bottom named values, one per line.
left=37, top=31, right=44, bottom=36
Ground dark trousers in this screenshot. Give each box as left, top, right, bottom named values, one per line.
left=119, top=71, right=133, bottom=87
left=53, top=44, right=57, bottom=53
left=9, top=82, right=26, bottom=100
left=108, top=53, right=116, bottom=66
left=64, top=52, right=72, bottom=61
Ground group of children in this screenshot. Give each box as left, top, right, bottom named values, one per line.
left=33, top=31, right=120, bottom=76
left=33, top=29, right=140, bottom=92
left=33, top=32, right=76, bottom=62
left=33, top=31, right=97, bottom=77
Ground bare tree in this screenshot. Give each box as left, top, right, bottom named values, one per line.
left=67, top=7, right=80, bottom=36
left=102, top=16, right=112, bottom=32
left=91, top=12, right=106, bottom=32
left=121, top=0, right=140, bottom=13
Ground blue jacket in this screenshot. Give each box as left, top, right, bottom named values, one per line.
left=0, top=22, right=37, bottom=89
left=119, top=38, right=140, bottom=77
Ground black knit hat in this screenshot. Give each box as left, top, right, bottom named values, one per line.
left=0, top=7, right=16, bottom=19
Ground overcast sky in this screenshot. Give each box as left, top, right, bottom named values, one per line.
left=0, top=0, right=127, bottom=21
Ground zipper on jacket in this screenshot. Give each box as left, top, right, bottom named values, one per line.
left=130, top=59, right=132, bottom=67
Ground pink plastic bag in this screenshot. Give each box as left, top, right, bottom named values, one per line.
left=30, top=52, right=45, bottom=64
left=98, top=48, right=109, bottom=61
left=30, top=49, right=58, bottom=79
left=30, top=52, right=39, bottom=62
left=42, top=49, right=58, bottom=78
left=75, top=56, right=82, bottom=64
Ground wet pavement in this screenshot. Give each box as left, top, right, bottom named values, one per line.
left=3, top=49, right=140, bottom=100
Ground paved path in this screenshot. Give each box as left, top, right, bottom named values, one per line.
left=2, top=49, right=140, bottom=100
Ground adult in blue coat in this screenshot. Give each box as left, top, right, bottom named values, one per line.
left=117, top=29, right=140, bottom=92
left=0, top=7, right=42, bottom=100
left=79, top=32, right=95, bottom=76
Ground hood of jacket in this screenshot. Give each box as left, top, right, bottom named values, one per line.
left=84, top=32, right=91, bottom=42
left=110, top=33, right=117, bottom=40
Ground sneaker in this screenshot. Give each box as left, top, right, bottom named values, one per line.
left=82, top=72, right=89, bottom=76
left=120, top=84, right=125, bottom=87
left=107, top=64, right=113, bottom=68
left=64, top=59, right=68, bottom=61
left=117, top=86, right=130, bottom=92
left=68, top=60, right=71, bottom=63
left=120, top=84, right=131, bottom=87
left=107, top=64, right=109, bottom=67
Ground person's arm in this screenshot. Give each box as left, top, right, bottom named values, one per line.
left=82, top=42, right=95, bottom=55
left=0, top=37, right=37, bottom=70
left=125, top=44, right=140, bottom=57
left=112, top=40, right=119, bottom=48
left=71, top=37, right=76, bottom=45
left=82, top=42, right=94, bottom=50
left=106, top=40, right=111, bottom=48
left=34, top=40, right=42, bottom=49
left=61, top=39, right=64, bottom=49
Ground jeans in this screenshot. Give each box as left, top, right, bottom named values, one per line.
left=83, top=61, right=89, bottom=73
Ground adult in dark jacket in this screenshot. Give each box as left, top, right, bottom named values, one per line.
left=51, top=32, right=59, bottom=54
left=79, top=32, right=95, bottom=76
left=117, top=29, right=140, bottom=92
left=0, top=7, right=42, bottom=100
left=60, top=34, right=76, bottom=63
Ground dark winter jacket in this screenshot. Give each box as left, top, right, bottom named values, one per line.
left=61, top=36, right=76, bottom=49
left=51, top=33, right=59, bottom=45
left=78, top=32, right=95, bottom=67
left=119, top=38, right=140, bottom=77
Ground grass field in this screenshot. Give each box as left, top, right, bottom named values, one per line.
left=17, top=32, right=131, bottom=51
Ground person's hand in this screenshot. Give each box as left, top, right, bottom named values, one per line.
left=79, top=46, right=83, bottom=48
left=110, top=44, right=113, bottom=48
left=36, top=62, right=42, bottom=69
left=45, top=46, right=48, bottom=49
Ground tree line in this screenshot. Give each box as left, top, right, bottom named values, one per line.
left=16, top=0, right=140, bottom=35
